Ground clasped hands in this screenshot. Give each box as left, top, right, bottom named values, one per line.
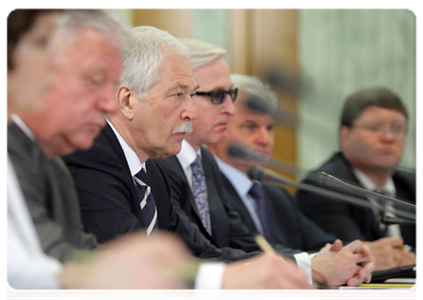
left=311, top=239, right=375, bottom=287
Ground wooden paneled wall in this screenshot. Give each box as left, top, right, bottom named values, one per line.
left=230, top=10, right=299, bottom=182
left=130, top=9, right=299, bottom=184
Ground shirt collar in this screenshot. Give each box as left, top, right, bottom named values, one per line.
left=214, top=155, right=254, bottom=198
left=11, top=114, right=36, bottom=141
left=352, top=167, right=396, bottom=196
left=176, top=139, right=201, bottom=171
left=107, top=120, right=145, bottom=177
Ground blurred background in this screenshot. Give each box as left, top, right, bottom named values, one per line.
left=118, top=9, right=416, bottom=181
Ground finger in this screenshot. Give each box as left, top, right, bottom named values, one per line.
left=353, top=254, right=373, bottom=264
left=347, top=263, right=372, bottom=287
left=329, top=239, right=343, bottom=252
left=343, top=239, right=364, bottom=252
left=320, top=243, right=331, bottom=253
left=385, top=237, right=404, bottom=247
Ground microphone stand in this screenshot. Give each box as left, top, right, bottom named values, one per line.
left=248, top=165, right=416, bottom=222
left=313, top=171, right=416, bottom=214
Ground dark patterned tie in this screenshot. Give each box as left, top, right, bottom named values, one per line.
left=190, top=154, right=212, bottom=235
left=249, top=183, right=274, bottom=243
left=374, top=190, right=399, bottom=237
left=134, top=168, right=158, bottom=235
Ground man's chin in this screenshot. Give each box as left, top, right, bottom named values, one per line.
left=68, top=136, right=96, bottom=153
left=149, top=144, right=182, bottom=160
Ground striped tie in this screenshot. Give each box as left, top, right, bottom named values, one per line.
left=134, top=168, right=158, bottom=236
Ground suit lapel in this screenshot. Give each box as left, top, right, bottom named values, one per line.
left=220, top=173, right=259, bottom=234
left=201, top=148, right=230, bottom=245
left=101, top=124, right=146, bottom=228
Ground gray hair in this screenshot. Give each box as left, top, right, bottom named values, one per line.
left=120, top=26, right=189, bottom=97
left=179, top=38, right=226, bottom=70
left=231, top=73, right=278, bottom=109
left=55, top=9, right=131, bottom=53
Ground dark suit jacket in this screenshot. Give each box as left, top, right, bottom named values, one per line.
left=63, top=124, right=254, bottom=261
left=296, top=152, right=416, bottom=248
left=154, top=147, right=300, bottom=259
left=220, top=173, right=336, bottom=252
left=8, top=123, right=98, bottom=262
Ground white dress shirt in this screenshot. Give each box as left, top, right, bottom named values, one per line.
left=108, top=126, right=225, bottom=289
left=214, top=155, right=313, bottom=284
left=8, top=157, right=62, bottom=289
left=352, top=168, right=401, bottom=238
left=176, top=139, right=201, bottom=189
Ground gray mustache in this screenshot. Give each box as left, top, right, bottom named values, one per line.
left=172, top=121, right=193, bottom=134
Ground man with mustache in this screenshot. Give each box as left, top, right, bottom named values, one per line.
left=154, top=40, right=375, bottom=287
left=296, top=87, right=416, bottom=270
left=64, top=26, right=312, bottom=289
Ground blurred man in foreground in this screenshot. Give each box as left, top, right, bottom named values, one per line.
left=7, top=9, right=191, bottom=289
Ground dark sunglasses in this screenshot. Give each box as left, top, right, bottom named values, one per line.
left=196, top=87, right=238, bottom=105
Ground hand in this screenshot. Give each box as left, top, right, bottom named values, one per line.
left=60, top=231, right=191, bottom=289
left=368, top=237, right=416, bottom=271
left=222, top=253, right=314, bottom=289
left=312, top=239, right=374, bottom=287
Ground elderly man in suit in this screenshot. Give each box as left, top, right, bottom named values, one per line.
left=154, top=38, right=375, bottom=287
left=296, top=87, right=416, bottom=270
left=63, top=26, right=313, bottom=289
left=7, top=10, right=195, bottom=289
left=8, top=10, right=128, bottom=262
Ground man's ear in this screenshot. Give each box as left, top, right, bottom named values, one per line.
left=116, top=85, right=136, bottom=120
left=340, top=125, right=350, bottom=151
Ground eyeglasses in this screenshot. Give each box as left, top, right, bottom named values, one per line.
left=353, top=124, right=407, bottom=137
left=196, top=87, right=238, bottom=105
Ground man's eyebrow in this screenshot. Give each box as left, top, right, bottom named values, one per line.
left=170, top=83, right=199, bottom=91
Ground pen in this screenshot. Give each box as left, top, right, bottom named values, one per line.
left=254, top=235, right=275, bottom=254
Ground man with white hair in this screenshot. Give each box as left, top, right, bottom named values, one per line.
left=8, top=9, right=130, bottom=263
left=154, top=40, right=375, bottom=287
left=64, top=26, right=312, bottom=289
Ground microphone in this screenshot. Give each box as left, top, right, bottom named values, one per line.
left=382, top=216, right=415, bottom=226
left=314, top=171, right=415, bottom=214
left=263, top=67, right=306, bottom=97
left=227, top=143, right=269, bottom=164
left=247, top=165, right=416, bottom=221
left=227, top=143, right=300, bottom=177
left=246, top=96, right=297, bottom=128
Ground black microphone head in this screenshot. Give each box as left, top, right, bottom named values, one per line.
left=247, top=165, right=265, bottom=182
left=227, top=144, right=268, bottom=163
left=313, top=171, right=334, bottom=186
left=246, top=96, right=273, bottom=115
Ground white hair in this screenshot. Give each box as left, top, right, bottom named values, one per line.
left=231, top=74, right=278, bottom=109
left=120, top=26, right=189, bottom=97
left=55, top=9, right=131, bottom=53
left=179, top=38, right=227, bottom=70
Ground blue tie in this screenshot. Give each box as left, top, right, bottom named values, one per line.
left=134, top=168, right=158, bottom=235
left=190, top=154, right=212, bottom=235
left=249, top=183, right=274, bottom=243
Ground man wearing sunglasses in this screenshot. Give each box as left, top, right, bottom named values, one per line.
left=154, top=39, right=257, bottom=252
left=154, top=39, right=375, bottom=287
